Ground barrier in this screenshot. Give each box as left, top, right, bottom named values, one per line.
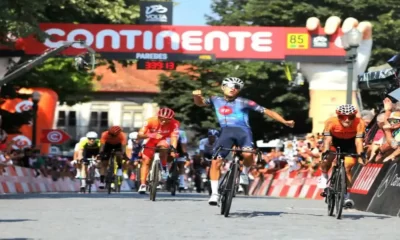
left=0, top=165, right=132, bottom=194
left=249, top=168, right=324, bottom=200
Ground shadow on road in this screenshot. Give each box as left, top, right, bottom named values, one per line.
left=0, top=238, right=34, bottom=240
left=0, top=192, right=210, bottom=200
left=341, top=214, right=391, bottom=220
left=0, top=219, right=36, bottom=223
left=229, top=211, right=324, bottom=218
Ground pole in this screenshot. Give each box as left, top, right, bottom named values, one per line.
left=346, top=47, right=358, bottom=104
left=31, top=100, right=38, bottom=148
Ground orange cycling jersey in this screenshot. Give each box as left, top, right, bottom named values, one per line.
left=323, top=116, right=365, bottom=139
left=139, top=116, right=180, bottom=141
left=100, top=131, right=127, bottom=145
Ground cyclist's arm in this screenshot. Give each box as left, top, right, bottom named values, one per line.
left=137, top=120, right=152, bottom=140
left=170, top=122, right=180, bottom=149
left=180, top=131, right=188, bottom=154
left=126, top=139, right=133, bottom=157
left=120, top=132, right=127, bottom=153
left=264, top=109, right=288, bottom=125
left=355, top=119, right=366, bottom=155
left=194, top=95, right=214, bottom=107
left=99, top=132, right=107, bottom=153
left=244, top=99, right=288, bottom=125
left=198, top=139, right=206, bottom=158
left=77, top=140, right=86, bottom=160
left=322, top=120, right=333, bottom=153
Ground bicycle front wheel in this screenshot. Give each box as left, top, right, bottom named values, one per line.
left=224, top=164, right=239, bottom=217
left=335, top=166, right=346, bottom=219
left=149, top=161, right=160, bottom=201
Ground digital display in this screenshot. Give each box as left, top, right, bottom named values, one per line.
left=137, top=60, right=177, bottom=70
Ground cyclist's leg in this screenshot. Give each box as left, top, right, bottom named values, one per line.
left=209, top=128, right=233, bottom=205
left=80, top=158, right=88, bottom=188
left=318, top=145, right=336, bottom=189
left=139, top=141, right=157, bottom=192
left=237, top=128, right=255, bottom=178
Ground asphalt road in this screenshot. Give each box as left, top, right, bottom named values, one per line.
left=0, top=192, right=399, bottom=240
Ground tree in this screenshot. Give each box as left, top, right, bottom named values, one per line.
left=155, top=0, right=400, bottom=142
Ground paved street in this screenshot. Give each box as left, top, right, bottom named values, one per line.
left=1, top=192, right=399, bottom=240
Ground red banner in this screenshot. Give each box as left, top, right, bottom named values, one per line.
left=12, top=23, right=345, bottom=62
left=40, top=129, right=71, bottom=144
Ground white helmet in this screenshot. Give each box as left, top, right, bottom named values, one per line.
left=336, top=104, right=357, bottom=115
left=222, top=77, right=244, bottom=90
left=86, top=131, right=98, bottom=139
left=129, top=131, right=138, bottom=140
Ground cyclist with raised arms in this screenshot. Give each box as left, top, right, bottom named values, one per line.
left=193, top=77, right=295, bottom=205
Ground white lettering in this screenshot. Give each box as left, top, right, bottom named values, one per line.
left=204, top=31, right=229, bottom=51
left=67, top=29, right=94, bottom=49
left=181, top=31, right=203, bottom=51
left=251, top=32, right=272, bottom=52
left=155, top=30, right=180, bottom=50
left=96, top=30, right=120, bottom=49
left=120, top=30, right=142, bottom=50
left=44, top=28, right=65, bottom=48
left=143, top=31, right=153, bottom=50
left=135, top=53, right=168, bottom=60
left=391, top=173, right=400, bottom=187
left=41, top=27, right=273, bottom=54
left=228, top=32, right=252, bottom=51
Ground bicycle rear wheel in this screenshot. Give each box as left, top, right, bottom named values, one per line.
left=218, top=172, right=229, bottom=215
left=149, top=161, right=160, bottom=201
left=335, top=165, right=346, bottom=219
left=224, top=163, right=239, bottom=217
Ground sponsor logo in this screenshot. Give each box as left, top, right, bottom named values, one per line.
left=218, top=106, right=233, bottom=115
left=46, top=130, right=63, bottom=143
left=41, top=27, right=274, bottom=54
left=15, top=100, right=33, bottom=113
left=136, top=53, right=168, bottom=60
left=311, top=35, right=329, bottom=48
left=350, top=164, right=382, bottom=194
left=145, top=4, right=168, bottom=23
left=11, top=135, right=31, bottom=149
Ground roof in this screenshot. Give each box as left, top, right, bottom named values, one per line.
left=93, top=62, right=193, bottom=93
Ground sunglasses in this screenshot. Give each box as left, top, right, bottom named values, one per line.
left=88, top=138, right=96, bottom=141
left=338, top=115, right=356, bottom=121
left=159, top=117, right=171, bottom=122
left=388, top=119, right=400, bottom=125
left=225, top=83, right=241, bottom=90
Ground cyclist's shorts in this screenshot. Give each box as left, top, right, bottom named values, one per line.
left=142, top=139, right=169, bottom=164
left=330, top=137, right=357, bottom=164
left=102, top=143, right=123, bottom=160
left=213, top=127, right=253, bottom=159
left=130, top=153, right=142, bottom=162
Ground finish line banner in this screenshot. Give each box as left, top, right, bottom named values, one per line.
left=3, top=23, right=346, bottom=63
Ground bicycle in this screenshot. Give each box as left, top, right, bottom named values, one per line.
left=144, top=146, right=175, bottom=201
left=167, top=157, right=180, bottom=196
left=322, top=147, right=364, bottom=219
left=213, top=146, right=261, bottom=217
left=133, top=159, right=142, bottom=191
left=80, top=158, right=98, bottom=194
left=105, top=150, right=124, bottom=194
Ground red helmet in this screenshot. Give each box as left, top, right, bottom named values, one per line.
left=158, top=107, right=175, bottom=119
left=108, top=126, right=122, bottom=135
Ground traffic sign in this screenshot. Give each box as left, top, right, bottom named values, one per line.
left=40, top=129, right=71, bottom=144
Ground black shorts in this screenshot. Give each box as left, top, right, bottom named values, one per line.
left=102, top=143, right=123, bottom=160
left=331, top=137, right=356, bottom=153
left=213, top=127, right=254, bottom=159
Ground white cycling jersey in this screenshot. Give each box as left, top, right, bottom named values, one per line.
left=199, top=137, right=218, bottom=157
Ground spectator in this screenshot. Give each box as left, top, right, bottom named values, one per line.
left=361, top=110, right=375, bottom=126
left=381, top=111, right=400, bottom=162
left=368, top=113, right=386, bottom=162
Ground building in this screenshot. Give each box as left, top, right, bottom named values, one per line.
left=54, top=62, right=190, bottom=142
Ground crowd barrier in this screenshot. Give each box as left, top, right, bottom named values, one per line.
left=2, top=163, right=400, bottom=217
left=0, top=165, right=132, bottom=194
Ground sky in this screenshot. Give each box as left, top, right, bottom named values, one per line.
left=173, top=0, right=213, bottom=26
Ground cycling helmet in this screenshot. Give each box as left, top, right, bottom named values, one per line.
left=222, top=77, right=244, bottom=90
left=129, top=131, right=138, bottom=140
left=208, top=129, right=220, bottom=137
left=108, top=126, right=122, bottom=135
left=336, top=104, right=357, bottom=115
left=86, top=131, right=98, bottom=139
left=158, top=107, right=175, bottom=119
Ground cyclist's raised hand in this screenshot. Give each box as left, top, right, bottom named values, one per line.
left=284, top=120, right=295, bottom=128
left=192, top=89, right=202, bottom=96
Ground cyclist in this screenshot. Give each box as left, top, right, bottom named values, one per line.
left=77, top=131, right=100, bottom=191
left=320, top=104, right=366, bottom=208
left=166, top=127, right=190, bottom=190
left=127, top=131, right=143, bottom=163
left=137, top=107, right=180, bottom=194
left=193, top=77, right=295, bottom=205
left=98, top=126, right=127, bottom=189
left=199, top=129, right=220, bottom=161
